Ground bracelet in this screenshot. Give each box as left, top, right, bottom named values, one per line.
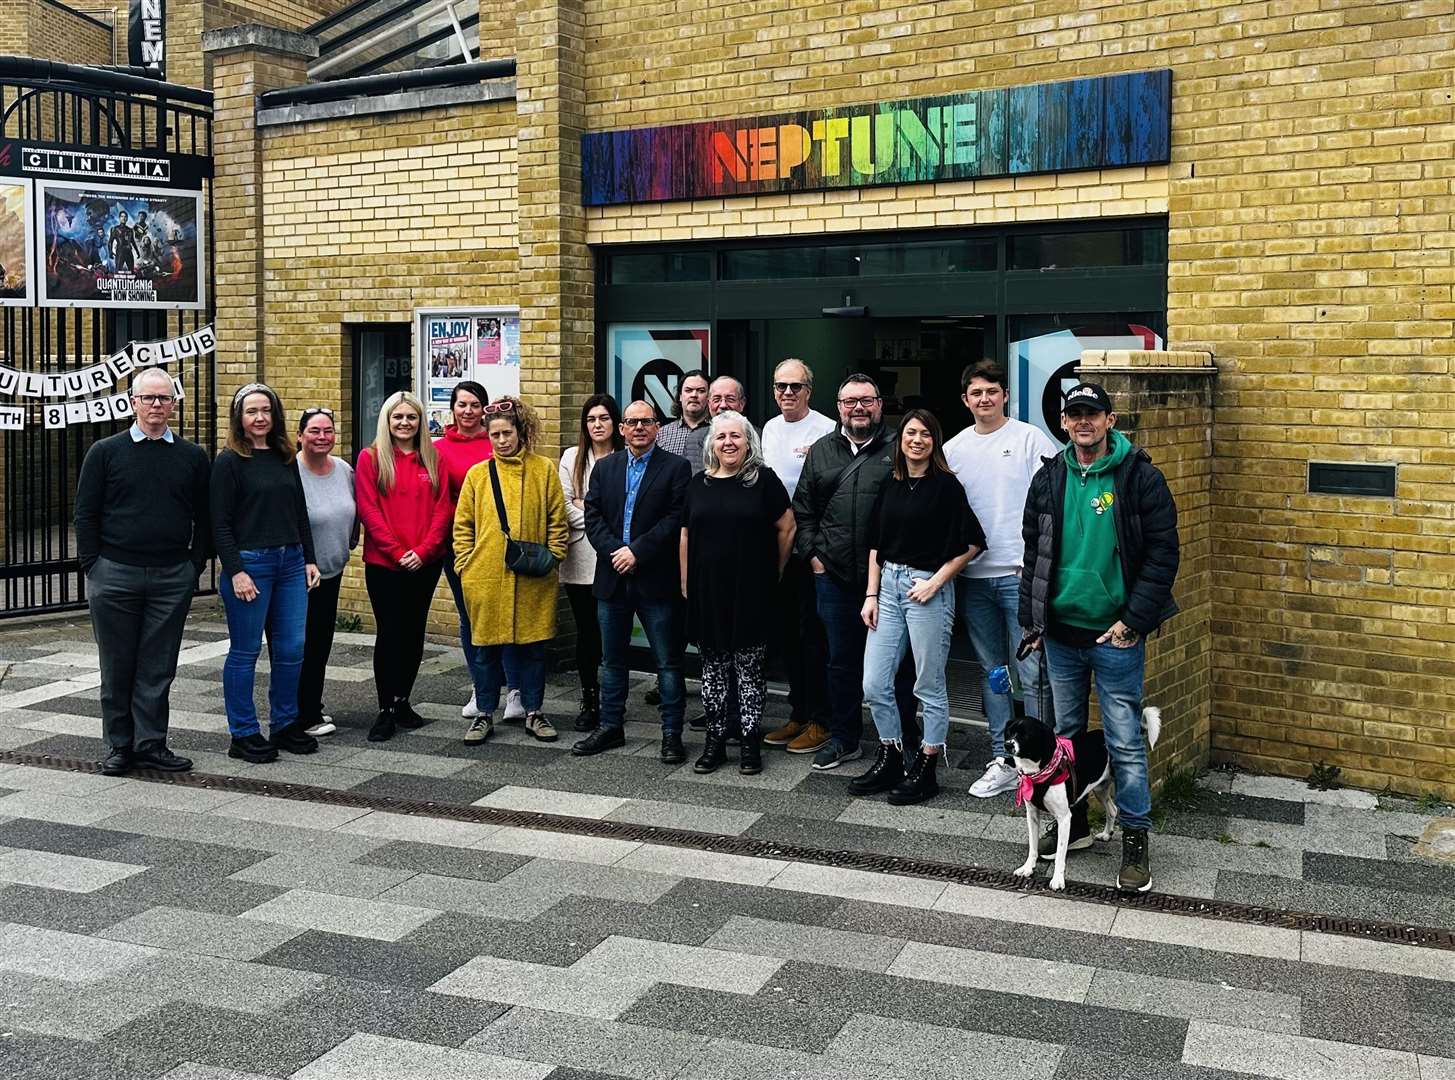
left=866, top=592, right=877, bottom=598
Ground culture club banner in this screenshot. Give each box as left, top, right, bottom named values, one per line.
left=582, top=69, right=1171, bottom=207
left=39, top=181, right=204, bottom=309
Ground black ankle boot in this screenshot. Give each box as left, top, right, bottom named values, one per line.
left=574, top=687, right=599, bottom=732
left=694, top=732, right=728, bottom=774
left=848, top=742, right=905, bottom=796
left=739, top=734, right=762, bottom=775
left=887, top=749, right=940, bottom=805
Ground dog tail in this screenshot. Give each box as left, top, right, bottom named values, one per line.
left=1143, top=706, right=1162, bottom=749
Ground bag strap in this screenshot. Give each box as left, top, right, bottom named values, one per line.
left=828, top=439, right=876, bottom=500
left=487, top=459, right=511, bottom=538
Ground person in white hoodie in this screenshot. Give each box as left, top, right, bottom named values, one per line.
left=943, top=359, right=1060, bottom=797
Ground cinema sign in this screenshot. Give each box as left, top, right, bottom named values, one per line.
left=582, top=69, right=1170, bottom=207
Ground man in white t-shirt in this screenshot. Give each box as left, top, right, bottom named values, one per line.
left=760, top=358, right=837, bottom=748
left=944, top=359, right=1061, bottom=797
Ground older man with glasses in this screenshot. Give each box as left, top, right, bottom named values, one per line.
left=75, top=367, right=210, bottom=776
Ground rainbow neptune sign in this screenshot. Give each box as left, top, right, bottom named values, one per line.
left=582, top=70, right=1169, bottom=207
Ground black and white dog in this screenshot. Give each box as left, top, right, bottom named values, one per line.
left=1006, top=708, right=1162, bottom=891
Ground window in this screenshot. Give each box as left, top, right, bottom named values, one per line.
left=607, top=251, right=712, bottom=284
left=1006, top=227, right=1167, bottom=270
left=352, top=324, right=411, bottom=459
left=719, top=238, right=995, bottom=280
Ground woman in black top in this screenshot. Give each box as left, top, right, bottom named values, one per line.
left=680, top=411, right=795, bottom=775
left=852, top=409, right=984, bottom=805
left=211, top=382, right=320, bottom=764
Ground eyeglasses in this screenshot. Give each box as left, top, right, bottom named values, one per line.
left=299, top=406, right=334, bottom=421
left=133, top=394, right=175, bottom=405
left=621, top=417, right=658, bottom=428
left=773, top=382, right=808, bottom=394
left=838, top=396, right=880, bottom=409
left=482, top=400, right=514, bottom=416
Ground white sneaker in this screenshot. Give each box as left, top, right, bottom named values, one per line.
left=304, top=717, right=336, bottom=737
left=503, top=688, right=525, bottom=721
left=969, top=758, right=1020, bottom=798
left=461, top=692, right=479, bottom=719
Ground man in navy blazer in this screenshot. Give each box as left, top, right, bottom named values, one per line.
left=575, top=399, right=694, bottom=763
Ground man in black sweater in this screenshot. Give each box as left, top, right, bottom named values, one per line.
left=75, top=367, right=210, bottom=776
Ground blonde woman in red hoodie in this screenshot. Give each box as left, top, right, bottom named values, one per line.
left=355, top=391, right=453, bottom=742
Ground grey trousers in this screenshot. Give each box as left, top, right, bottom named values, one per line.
left=87, top=557, right=196, bottom=753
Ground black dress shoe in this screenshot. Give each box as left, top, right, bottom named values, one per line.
left=132, top=747, right=193, bottom=772
left=270, top=724, right=319, bottom=755
left=101, top=747, right=132, bottom=776
left=572, top=725, right=626, bottom=756
left=660, top=731, right=687, bottom=765
left=228, top=733, right=279, bottom=764
left=738, top=734, right=763, bottom=776
left=393, top=700, right=426, bottom=729
left=368, top=709, right=396, bottom=743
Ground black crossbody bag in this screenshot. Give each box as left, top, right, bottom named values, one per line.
left=488, top=460, right=558, bottom=577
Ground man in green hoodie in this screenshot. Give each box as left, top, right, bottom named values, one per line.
left=1019, top=382, right=1179, bottom=892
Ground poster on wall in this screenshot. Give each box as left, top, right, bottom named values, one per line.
left=1009, top=322, right=1162, bottom=444
left=607, top=322, right=711, bottom=423
left=37, top=181, right=204, bottom=309
left=418, top=309, right=520, bottom=435
left=474, top=314, right=520, bottom=404
left=0, top=180, right=34, bottom=307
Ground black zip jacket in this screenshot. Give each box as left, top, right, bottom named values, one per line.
left=1019, top=445, right=1180, bottom=637
left=791, top=426, right=895, bottom=592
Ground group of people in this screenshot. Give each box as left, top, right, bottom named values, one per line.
left=76, top=353, right=1178, bottom=892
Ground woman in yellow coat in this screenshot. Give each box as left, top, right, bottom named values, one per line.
left=454, top=396, right=568, bottom=745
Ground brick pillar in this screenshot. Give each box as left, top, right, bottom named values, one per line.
left=515, top=0, right=592, bottom=456
left=202, top=25, right=316, bottom=452
left=1077, top=349, right=1217, bottom=789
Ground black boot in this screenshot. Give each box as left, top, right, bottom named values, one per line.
left=739, top=734, right=762, bottom=775
left=887, top=749, right=940, bottom=806
left=847, top=742, right=905, bottom=796
left=574, top=687, right=600, bottom=732
left=694, top=732, right=728, bottom=774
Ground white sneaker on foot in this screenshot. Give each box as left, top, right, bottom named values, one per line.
left=503, top=688, right=525, bottom=721
left=969, top=758, right=1020, bottom=798
left=304, top=716, right=336, bottom=737
left=462, top=692, right=479, bottom=719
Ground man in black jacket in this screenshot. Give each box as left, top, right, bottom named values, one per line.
left=791, top=373, right=917, bottom=771
left=1019, top=382, right=1179, bottom=893
left=577, top=400, right=694, bottom=763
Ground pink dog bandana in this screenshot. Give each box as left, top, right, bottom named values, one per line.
left=1015, top=735, right=1076, bottom=809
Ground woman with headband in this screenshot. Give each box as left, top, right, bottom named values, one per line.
left=355, top=390, right=453, bottom=742
left=211, top=382, right=320, bottom=764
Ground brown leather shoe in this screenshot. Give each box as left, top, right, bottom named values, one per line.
left=785, top=722, right=831, bottom=754
left=763, top=719, right=805, bottom=747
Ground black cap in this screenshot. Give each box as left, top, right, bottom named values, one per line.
left=1062, top=382, right=1113, bottom=413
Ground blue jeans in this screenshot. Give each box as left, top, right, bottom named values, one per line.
left=473, top=641, right=546, bottom=716
left=598, top=593, right=684, bottom=734
left=219, top=544, right=307, bottom=738
left=444, top=552, right=516, bottom=696
left=815, top=574, right=917, bottom=750
left=957, top=573, right=1047, bottom=758
left=1043, top=634, right=1152, bottom=831
left=864, top=562, right=955, bottom=749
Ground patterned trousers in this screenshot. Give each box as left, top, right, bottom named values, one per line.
left=700, top=645, right=766, bottom=739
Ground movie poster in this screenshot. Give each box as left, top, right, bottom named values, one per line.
left=0, top=181, right=35, bottom=307
left=38, top=181, right=204, bottom=309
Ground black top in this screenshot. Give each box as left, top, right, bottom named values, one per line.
left=74, top=430, right=210, bottom=573
left=210, top=447, right=317, bottom=576
left=867, top=469, right=985, bottom=574
left=684, top=467, right=792, bottom=651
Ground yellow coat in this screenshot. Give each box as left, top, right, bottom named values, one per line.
left=453, top=449, right=568, bottom=646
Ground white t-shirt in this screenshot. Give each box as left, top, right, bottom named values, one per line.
left=944, top=417, right=1061, bottom=579
left=762, top=410, right=837, bottom=496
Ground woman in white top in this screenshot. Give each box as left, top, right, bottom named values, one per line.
left=559, top=394, right=624, bottom=732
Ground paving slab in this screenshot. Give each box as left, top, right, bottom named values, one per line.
left=0, top=846, right=146, bottom=892
left=604, top=797, right=763, bottom=835
left=464, top=1008, right=710, bottom=1080
left=472, top=825, right=642, bottom=866
left=571, top=934, right=784, bottom=994
left=932, top=882, right=1118, bottom=934
left=768, top=861, right=948, bottom=909
left=328, top=747, right=478, bottom=778
left=427, top=955, right=653, bottom=1020
left=496, top=856, right=680, bottom=905
left=1181, top=1019, right=1422, bottom=1079
left=0, top=920, right=159, bottom=980
left=1300, top=931, right=1455, bottom=983
left=1109, top=908, right=1302, bottom=961
left=335, top=810, right=503, bottom=848
left=291, top=1031, right=553, bottom=1080
left=474, top=784, right=630, bottom=819
left=827, top=1013, right=1064, bottom=1080
left=209, top=794, right=372, bottom=831
left=375, top=871, right=563, bottom=921
left=615, top=843, right=787, bottom=886
left=239, top=888, right=441, bottom=941
left=229, top=852, right=418, bottom=899
left=1086, top=968, right=1301, bottom=1033
left=888, top=939, right=1095, bottom=1002
left=701, top=914, right=906, bottom=973
left=99, top=903, right=308, bottom=961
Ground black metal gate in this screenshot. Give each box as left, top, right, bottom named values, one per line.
left=0, top=59, right=214, bottom=615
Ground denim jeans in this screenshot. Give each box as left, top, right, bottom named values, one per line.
left=864, top=562, right=955, bottom=749
left=1043, top=634, right=1152, bottom=831
left=815, top=574, right=917, bottom=751
left=473, top=641, right=546, bottom=716
left=219, top=544, right=307, bottom=738
left=444, top=548, right=517, bottom=695
left=598, top=594, right=684, bottom=734
left=957, top=573, right=1047, bottom=758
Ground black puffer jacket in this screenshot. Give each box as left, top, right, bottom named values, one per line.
left=1018, top=445, right=1179, bottom=636
left=792, top=426, right=895, bottom=592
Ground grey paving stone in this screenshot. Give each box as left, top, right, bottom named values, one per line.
left=673, top=1035, right=930, bottom=1080
left=335, top=810, right=503, bottom=848
left=405, top=907, right=608, bottom=967
left=605, top=797, right=763, bottom=835
left=354, top=839, right=530, bottom=883
left=0, top=1029, right=157, bottom=1080
left=209, top=794, right=372, bottom=831
left=617, top=982, right=855, bottom=1054
left=240, top=888, right=441, bottom=941
left=497, top=857, right=680, bottom=905
left=835, top=798, right=994, bottom=838
left=96, top=863, right=290, bottom=916
left=1109, top=908, right=1301, bottom=961
left=1182, top=1019, right=1422, bottom=1079
left=1215, top=869, right=1455, bottom=927
left=99, top=833, right=274, bottom=877
left=107, top=1002, right=350, bottom=1077
left=1298, top=974, right=1455, bottom=1059
left=229, top=852, right=418, bottom=899
left=292, top=1032, right=553, bottom=1080
left=94, top=806, right=389, bottom=860
left=473, top=825, right=641, bottom=867
left=1302, top=931, right=1455, bottom=983
left=1052, top=1049, right=1264, bottom=1080
left=0, top=881, right=152, bottom=933
left=1304, top=849, right=1455, bottom=898
left=1086, top=968, right=1300, bottom=1033
left=376, top=872, right=563, bottom=921
left=768, top=861, right=948, bottom=909
left=330, top=747, right=479, bottom=778
left=701, top=914, right=906, bottom=973
left=573, top=935, right=784, bottom=994
left=0, top=788, right=134, bottom=825
left=157, top=1064, right=283, bottom=1080
left=889, top=939, right=1094, bottom=1002
left=616, top=843, right=787, bottom=886
left=256, top=928, right=480, bottom=989
left=119, top=952, right=329, bottom=1016
left=0, top=817, right=137, bottom=859
left=0, top=920, right=158, bottom=981
left=0, top=726, right=51, bottom=749
left=283, top=975, right=508, bottom=1048
left=0, top=847, right=145, bottom=892
left=475, top=784, right=629, bottom=819
left=346, top=771, right=498, bottom=806
left=465, top=1007, right=710, bottom=1080
left=828, top=1012, right=1063, bottom=1079
left=0, top=968, right=166, bottom=1039
left=99, top=904, right=308, bottom=961
left=932, top=883, right=1118, bottom=934
left=654, top=876, right=847, bottom=928
left=428, top=955, right=652, bottom=1020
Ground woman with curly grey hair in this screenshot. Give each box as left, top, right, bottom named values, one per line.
left=679, top=411, right=796, bottom=775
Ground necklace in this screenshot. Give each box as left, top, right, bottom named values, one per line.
left=907, top=473, right=927, bottom=491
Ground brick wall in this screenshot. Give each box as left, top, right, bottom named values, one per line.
left=0, top=0, right=116, bottom=64
left=170, top=0, right=348, bottom=88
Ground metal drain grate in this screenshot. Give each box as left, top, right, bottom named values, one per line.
left=5, top=748, right=1452, bottom=952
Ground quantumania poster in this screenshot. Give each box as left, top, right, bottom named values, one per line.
left=39, top=181, right=204, bottom=309
left=0, top=180, right=34, bottom=306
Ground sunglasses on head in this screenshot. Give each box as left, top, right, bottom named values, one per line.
left=483, top=400, right=515, bottom=416
left=300, top=406, right=334, bottom=422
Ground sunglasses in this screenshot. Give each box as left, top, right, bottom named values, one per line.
left=483, top=400, right=515, bottom=416
left=774, top=382, right=808, bottom=393
left=299, top=406, right=335, bottom=422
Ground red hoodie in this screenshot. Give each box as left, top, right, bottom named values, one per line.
left=354, top=445, right=453, bottom=569
left=434, top=425, right=494, bottom=508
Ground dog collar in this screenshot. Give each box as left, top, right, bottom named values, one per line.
left=1015, top=735, right=1075, bottom=809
